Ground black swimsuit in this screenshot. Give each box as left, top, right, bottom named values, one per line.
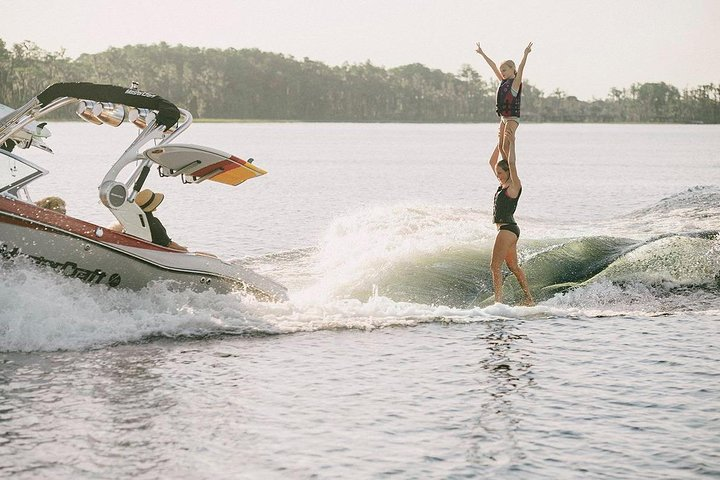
left=499, top=223, right=521, bottom=238
left=493, top=186, right=522, bottom=238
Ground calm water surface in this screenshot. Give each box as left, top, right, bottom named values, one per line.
left=1, top=123, right=719, bottom=479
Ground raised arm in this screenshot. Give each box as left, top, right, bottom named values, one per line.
left=506, top=138, right=522, bottom=196
left=488, top=145, right=501, bottom=173
left=512, top=42, right=533, bottom=93
left=475, top=43, right=503, bottom=81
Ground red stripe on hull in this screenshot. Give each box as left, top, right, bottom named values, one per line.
left=0, top=196, right=176, bottom=252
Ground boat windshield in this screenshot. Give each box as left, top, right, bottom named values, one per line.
left=0, top=149, right=48, bottom=196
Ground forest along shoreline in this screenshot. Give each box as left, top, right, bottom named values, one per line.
left=2, top=39, right=718, bottom=124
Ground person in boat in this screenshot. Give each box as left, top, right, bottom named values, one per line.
left=35, top=196, right=67, bottom=214
left=475, top=41, right=532, bottom=163
left=134, top=189, right=188, bottom=251
left=1, top=139, right=17, bottom=152
left=489, top=135, right=534, bottom=306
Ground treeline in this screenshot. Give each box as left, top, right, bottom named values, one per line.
left=1, top=39, right=719, bottom=124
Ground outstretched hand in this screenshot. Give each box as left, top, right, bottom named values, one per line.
left=524, top=42, right=533, bottom=55
left=475, top=43, right=485, bottom=55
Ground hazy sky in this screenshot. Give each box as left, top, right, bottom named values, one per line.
left=3, top=0, right=719, bottom=100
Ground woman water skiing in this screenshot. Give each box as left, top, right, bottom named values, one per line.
left=489, top=136, right=534, bottom=306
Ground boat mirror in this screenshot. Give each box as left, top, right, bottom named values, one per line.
left=128, top=108, right=156, bottom=129
left=97, top=103, right=126, bottom=127
left=75, top=100, right=103, bottom=125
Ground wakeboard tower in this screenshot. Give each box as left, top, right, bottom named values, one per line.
left=0, top=82, right=287, bottom=301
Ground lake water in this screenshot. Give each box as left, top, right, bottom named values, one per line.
left=1, top=122, right=719, bottom=479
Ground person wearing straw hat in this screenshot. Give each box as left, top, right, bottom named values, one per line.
left=135, top=189, right=187, bottom=251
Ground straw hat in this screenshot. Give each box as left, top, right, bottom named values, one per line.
left=135, top=189, right=164, bottom=212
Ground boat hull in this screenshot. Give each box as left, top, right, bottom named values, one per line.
left=0, top=197, right=287, bottom=301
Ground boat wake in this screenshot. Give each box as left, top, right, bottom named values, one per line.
left=267, top=186, right=719, bottom=310
left=1, top=186, right=718, bottom=352
left=0, top=258, right=549, bottom=352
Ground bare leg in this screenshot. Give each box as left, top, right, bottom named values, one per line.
left=505, top=242, right=534, bottom=306
left=490, top=229, right=517, bottom=303
left=501, top=120, right=518, bottom=161
left=497, top=121, right=507, bottom=160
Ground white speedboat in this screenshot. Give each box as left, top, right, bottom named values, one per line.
left=0, top=82, right=287, bottom=301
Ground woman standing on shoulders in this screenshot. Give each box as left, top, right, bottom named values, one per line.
left=489, top=137, right=534, bottom=306
left=476, top=41, right=532, bottom=162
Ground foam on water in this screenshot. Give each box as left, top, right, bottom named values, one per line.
left=2, top=187, right=718, bottom=352
left=289, top=193, right=719, bottom=307
left=0, top=259, right=244, bottom=351
left=3, top=256, right=713, bottom=354
left=603, top=185, right=720, bottom=238
left=591, top=234, right=719, bottom=285
left=547, top=279, right=720, bottom=318
left=301, top=203, right=494, bottom=300
left=0, top=259, right=555, bottom=352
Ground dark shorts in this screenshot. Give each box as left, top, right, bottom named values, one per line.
left=498, top=223, right=520, bottom=238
